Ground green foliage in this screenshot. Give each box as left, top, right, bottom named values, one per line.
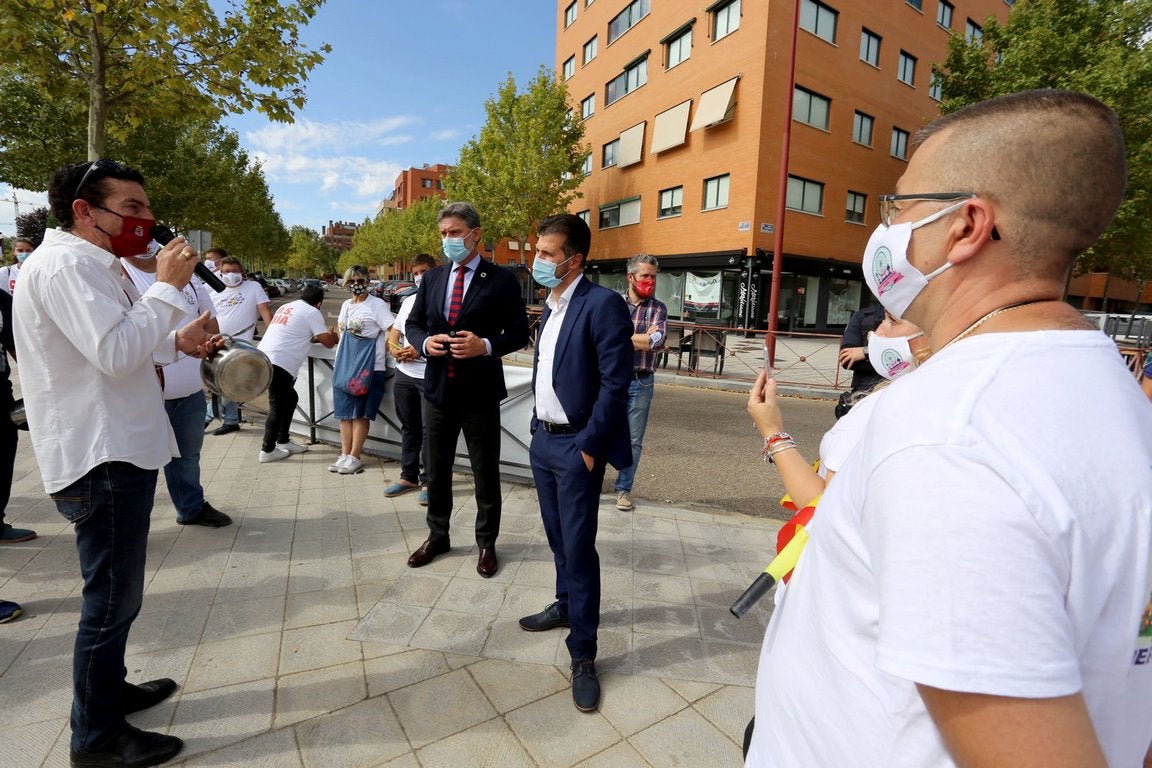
left=286, top=225, right=336, bottom=278
left=348, top=197, right=443, bottom=272
left=15, top=206, right=49, bottom=246
left=445, top=67, right=589, bottom=255
left=936, top=0, right=1152, bottom=282
left=0, top=0, right=330, bottom=159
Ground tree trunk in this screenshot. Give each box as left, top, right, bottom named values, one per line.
left=86, top=15, right=107, bottom=160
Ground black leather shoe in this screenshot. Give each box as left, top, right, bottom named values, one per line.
left=571, top=659, right=600, bottom=712
left=179, top=502, right=232, bottom=528
left=211, top=423, right=239, bottom=436
left=518, top=602, right=569, bottom=632
left=476, top=547, right=498, bottom=578
left=123, top=678, right=178, bottom=714
left=407, top=537, right=450, bottom=568
left=70, top=723, right=183, bottom=767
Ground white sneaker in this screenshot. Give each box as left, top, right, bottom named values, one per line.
left=337, top=456, right=363, bottom=475
left=276, top=441, right=308, bottom=455
left=616, top=491, right=635, bottom=511
left=328, top=454, right=349, bottom=472
left=259, top=446, right=290, bottom=464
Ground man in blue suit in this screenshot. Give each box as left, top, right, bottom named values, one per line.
left=404, top=202, right=529, bottom=578
left=518, top=214, right=634, bottom=712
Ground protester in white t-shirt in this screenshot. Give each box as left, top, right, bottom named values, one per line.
left=747, top=90, right=1152, bottom=768
left=123, top=257, right=231, bottom=528
left=329, top=265, right=394, bottom=476
left=383, top=253, right=437, bottom=501
left=205, top=254, right=271, bottom=435
left=255, top=286, right=338, bottom=463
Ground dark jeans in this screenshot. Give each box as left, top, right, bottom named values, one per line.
left=530, top=428, right=605, bottom=661
left=0, top=377, right=16, bottom=527
left=393, top=370, right=428, bottom=486
left=425, top=390, right=502, bottom=547
left=50, top=462, right=157, bottom=751
left=164, top=390, right=206, bottom=522
left=262, top=365, right=298, bottom=452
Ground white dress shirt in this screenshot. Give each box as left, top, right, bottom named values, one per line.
left=534, top=274, right=583, bottom=425
left=427, top=253, right=492, bottom=356
left=14, top=228, right=189, bottom=493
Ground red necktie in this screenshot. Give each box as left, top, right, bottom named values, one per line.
left=446, top=266, right=466, bottom=378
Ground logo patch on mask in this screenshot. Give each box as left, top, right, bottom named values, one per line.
left=879, top=348, right=912, bottom=378
left=872, top=246, right=902, bottom=296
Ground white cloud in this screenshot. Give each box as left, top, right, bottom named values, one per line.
left=431, top=129, right=462, bottom=142
left=254, top=152, right=404, bottom=199
left=246, top=116, right=417, bottom=154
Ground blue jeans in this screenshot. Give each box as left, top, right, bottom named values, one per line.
left=614, top=373, right=655, bottom=493
left=165, top=391, right=207, bottom=522
left=206, top=393, right=238, bottom=426
left=50, top=463, right=157, bottom=751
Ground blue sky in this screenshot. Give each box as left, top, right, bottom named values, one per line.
left=0, top=0, right=557, bottom=236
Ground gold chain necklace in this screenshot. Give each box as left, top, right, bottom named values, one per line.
left=942, top=300, right=1051, bottom=351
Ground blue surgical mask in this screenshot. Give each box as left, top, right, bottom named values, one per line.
left=532, top=254, right=575, bottom=289
left=14, top=251, right=32, bottom=264
left=442, top=229, right=474, bottom=264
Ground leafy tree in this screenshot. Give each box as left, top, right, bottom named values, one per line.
left=935, top=0, right=1152, bottom=290
left=15, top=206, right=50, bottom=246
left=347, top=197, right=443, bottom=275
left=286, top=226, right=336, bottom=278
left=0, top=0, right=330, bottom=160
left=445, top=67, right=589, bottom=258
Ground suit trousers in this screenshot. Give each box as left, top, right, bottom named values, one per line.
left=425, top=386, right=502, bottom=547
left=530, top=428, right=604, bottom=661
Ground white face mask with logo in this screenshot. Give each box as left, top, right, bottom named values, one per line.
left=867, top=330, right=924, bottom=380
left=862, top=200, right=967, bottom=319
left=221, top=272, right=243, bottom=287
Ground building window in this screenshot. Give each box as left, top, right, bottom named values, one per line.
left=585, top=0, right=594, bottom=6
left=712, top=0, right=740, bottom=41
left=583, top=36, right=598, bottom=64
left=437, top=180, right=444, bottom=190
left=577, top=210, right=590, bottom=223
left=608, top=0, right=650, bottom=44
left=853, top=110, right=874, bottom=146
left=846, top=191, right=866, bottom=224
left=929, top=69, right=943, bottom=101
left=605, top=55, right=648, bottom=106
left=563, top=56, right=576, bottom=80
left=421, top=179, right=432, bottom=189
left=665, top=26, right=691, bottom=69
left=793, top=86, right=830, bottom=131
left=966, top=18, right=983, bottom=42
left=937, top=0, right=953, bottom=28
left=906, top=0, right=922, bottom=9
left=703, top=174, right=730, bottom=210
left=799, top=0, right=837, bottom=44
left=581, top=94, right=595, bottom=119
left=860, top=29, right=881, bottom=66
left=602, top=139, right=619, bottom=168
left=898, top=51, right=917, bottom=86
left=787, top=176, right=824, bottom=214
left=891, top=127, right=909, bottom=159
left=582, top=155, right=592, bottom=175
left=565, top=1, right=577, bottom=27
left=600, top=197, right=641, bottom=229
left=659, top=186, right=684, bottom=218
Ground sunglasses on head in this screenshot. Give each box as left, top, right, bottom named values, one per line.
left=73, top=159, right=128, bottom=200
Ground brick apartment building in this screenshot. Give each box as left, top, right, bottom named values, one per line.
left=322, top=219, right=358, bottom=252
left=557, top=0, right=1012, bottom=331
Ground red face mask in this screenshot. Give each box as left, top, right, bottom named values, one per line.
left=632, top=276, right=656, bottom=300
left=94, top=206, right=155, bottom=259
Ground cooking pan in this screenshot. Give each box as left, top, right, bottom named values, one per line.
left=201, top=336, right=272, bottom=403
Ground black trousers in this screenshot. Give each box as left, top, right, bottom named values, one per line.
left=393, top=370, right=429, bottom=486
left=425, top=389, right=502, bottom=548
left=0, top=376, right=15, bottom=526
left=262, top=365, right=298, bottom=452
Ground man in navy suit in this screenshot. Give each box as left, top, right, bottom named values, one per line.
left=517, top=214, right=633, bottom=712
left=404, top=202, right=529, bottom=577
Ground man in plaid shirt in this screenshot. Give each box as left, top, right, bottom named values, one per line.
left=614, top=254, right=667, bottom=512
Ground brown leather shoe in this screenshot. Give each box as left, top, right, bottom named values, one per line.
left=407, top=538, right=450, bottom=568
left=476, top=547, right=498, bottom=578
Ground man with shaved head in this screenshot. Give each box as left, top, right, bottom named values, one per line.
left=746, top=90, right=1152, bottom=767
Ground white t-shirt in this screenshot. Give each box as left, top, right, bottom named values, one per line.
left=337, top=295, right=395, bottom=372
left=0, top=264, right=19, bottom=295
left=258, top=300, right=328, bottom=376
left=210, top=280, right=268, bottom=340
left=122, top=263, right=216, bottom=400
left=393, top=292, right=426, bottom=379
left=817, top=389, right=881, bottom=477
left=748, top=330, right=1152, bottom=768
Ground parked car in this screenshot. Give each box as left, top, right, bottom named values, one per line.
left=300, top=278, right=325, bottom=292
left=372, top=280, right=415, bottom=301
left=388, top=283, right=419, bottom=313
left=273, top=278, right=295, bottom=294
left=251, top=275, right=280, bottom=298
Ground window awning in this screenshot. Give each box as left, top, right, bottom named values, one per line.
left=650, top=100, right=692, bottom=153
left=618, top=122, right=646, bottom=167
left=689, top=76, right=739, bottom=131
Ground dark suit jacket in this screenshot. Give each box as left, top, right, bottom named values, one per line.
left=406, top=257, right=529, bottom=407
left=531, top=277, right=634, bottom=470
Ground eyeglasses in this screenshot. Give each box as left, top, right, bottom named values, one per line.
left=878, top=192, right=1001, bottom=240
left=73, top=159, right=126, bottom=201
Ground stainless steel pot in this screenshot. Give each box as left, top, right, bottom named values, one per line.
left=201, top=336, right=272, bottom=403
left=10, top=398, right=27, bottom=431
